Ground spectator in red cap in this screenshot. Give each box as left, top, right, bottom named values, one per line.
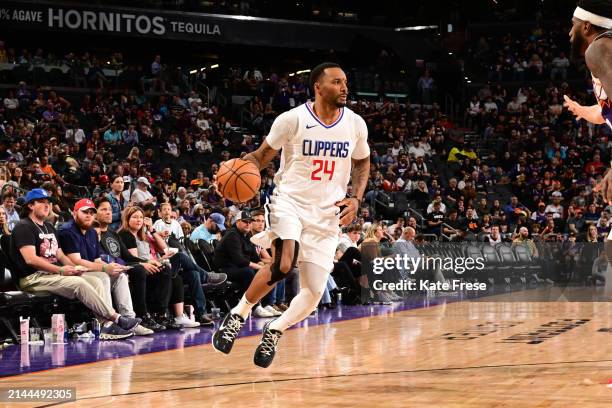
left=12, top=189, right=139, bottom=340
left=58, top=198, right=153, bottom=336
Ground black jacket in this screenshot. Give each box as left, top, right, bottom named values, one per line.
left=213, top=226, right=259, bottom=269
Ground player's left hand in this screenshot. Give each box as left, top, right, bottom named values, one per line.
left=594, top=168, right=612, bottom=205
left=335, top=197, right=359, bottom=226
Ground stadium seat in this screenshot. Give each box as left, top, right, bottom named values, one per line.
left=512, top=244, right=542, bottom=281
left=496, top=243, right=526, bottom=283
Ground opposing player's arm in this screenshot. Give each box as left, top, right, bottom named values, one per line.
left=243, top=141, right=279, bottom=171
left=587, top=39, right=612, bottom=204
left=586, top=38, right=612, bottom=106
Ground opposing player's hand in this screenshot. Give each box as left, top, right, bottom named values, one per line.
left=594, top=168, right=612, bottom=205
left=563, top=95, right=605, bottom=124
left=335, top=197, right=359, bottom=226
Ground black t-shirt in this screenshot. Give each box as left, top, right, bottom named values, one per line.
left=11, top=217, right=60, bottom=279
left=100, top=229, right=143, bottom=265
left=465, top=217, right=480, bottom=233
left=117, top=230, right=138, bottom=250
left=427, top=211, right=445, bottom=233
left=427, top=211, right=445, bottom=224
left=446, top=217, right=466, bottom=231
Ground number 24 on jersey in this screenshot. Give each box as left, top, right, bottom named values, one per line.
left=311, top=159, right=336, bottom=181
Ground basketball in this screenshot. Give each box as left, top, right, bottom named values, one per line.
left=216, top=158, right=261, bottom=202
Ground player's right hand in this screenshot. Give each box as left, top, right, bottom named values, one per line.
left=563, top=95, right=605, bottom=124
left=594, top=169, right=612, bottom=205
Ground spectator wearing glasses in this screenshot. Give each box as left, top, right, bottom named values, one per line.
left=12, top=189, right=140, bottom=340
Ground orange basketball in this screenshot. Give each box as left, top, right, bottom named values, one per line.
left=216, top=158, right=261, bottom=202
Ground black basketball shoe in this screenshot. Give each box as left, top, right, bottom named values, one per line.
left=212, top=313, right=245, bottom=354
left=253, top=319, right=283, bottom=368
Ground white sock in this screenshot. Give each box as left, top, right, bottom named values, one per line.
left=231, top=295, right=256, bottom=319
left=269, top=261, right=328, bottom=332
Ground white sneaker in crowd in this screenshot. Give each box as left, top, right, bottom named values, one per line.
left=264, top=305, right=282, bottom=316
left=252, top=305, right=275, bottom=318
left=175, top=314, right=201, bottom=328
left=133, top=324, right=154, bottom=336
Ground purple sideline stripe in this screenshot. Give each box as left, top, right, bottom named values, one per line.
left=0, top=289, right=490, bottom=377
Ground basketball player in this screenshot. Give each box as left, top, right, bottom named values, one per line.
left=212, top=62, right=370, bottom=367
left=563, top=1, right=612, bottom=287
left=563, top=0, right=612, bottom=202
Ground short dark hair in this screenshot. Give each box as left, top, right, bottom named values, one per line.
left=2, top=192, right=16, bottom=201
left=346, top=224, right=361, bottom=233
left=94, top=196, right=110, bottom=209
left=142, top=203, right=156, bottom=213
left=309, top=62, right=341, bottom=93
left=577, top=0, right=612, bottom=25
left=251, top=209, right=265, bottom=217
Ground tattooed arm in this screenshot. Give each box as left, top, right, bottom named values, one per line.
left=337, top=156, right=371, bottom=226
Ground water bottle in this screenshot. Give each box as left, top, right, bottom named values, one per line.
left=337, top=293, right=342, bottom=306
left=91, top=319, right=100, bottom=339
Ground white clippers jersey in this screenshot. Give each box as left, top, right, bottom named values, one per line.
left=265, top=101, right=370, bottom=209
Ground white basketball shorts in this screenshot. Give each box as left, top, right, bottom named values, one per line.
left=250, top=194, right=340, bottom=272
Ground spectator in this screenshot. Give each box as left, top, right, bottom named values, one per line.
left=106, top=176, right=129, bottom=231
left=1, top=192, right=19, bottom=231
left=251, top=210, right=287, bottom=315
left=130, top=177, right=156, bottom=206
left=545, top=192, right=564, bottom=219
left=392, top=227, right=421, bottom=280
left=156, top=201, right=224, bottom=326
left=117, top=206, right=193, bottom=329
left=360, top=223, right=401, bottom=302
left=123, top=124, right=139, bottom=146
left=213, top=210, right=264, bottom=297
left=485, top=225, right=503, bottom=245
left=566, top=209, right=586, bottom=235
left=426, top=194, right=447, bottom=214
left=550, top=52, right=570, bottom=80
left=12, top=188, right=139, bottom=340
left=512, top=226, right=538, bottom=259
left=442, top=209, right=466, bottom=241
left=0, top=207, right=10, bottom=237
left=153, top=202, right=184, bottom=242
left=426, top=201, right=445, bottom=235
left=94, top=196, right=165, bottom=332
left=103, top=123, right=122, bottom=145
left=57, top=198, right=154, bottom=336
left=190, top=212, right=225, bottom=244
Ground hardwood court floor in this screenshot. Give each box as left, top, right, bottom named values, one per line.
left=2, top=287, right=612, bottom=407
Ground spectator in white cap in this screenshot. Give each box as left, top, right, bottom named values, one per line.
left=131, top=177, right=156, bottom=207
left=545, top=191, right=564, bottom=219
